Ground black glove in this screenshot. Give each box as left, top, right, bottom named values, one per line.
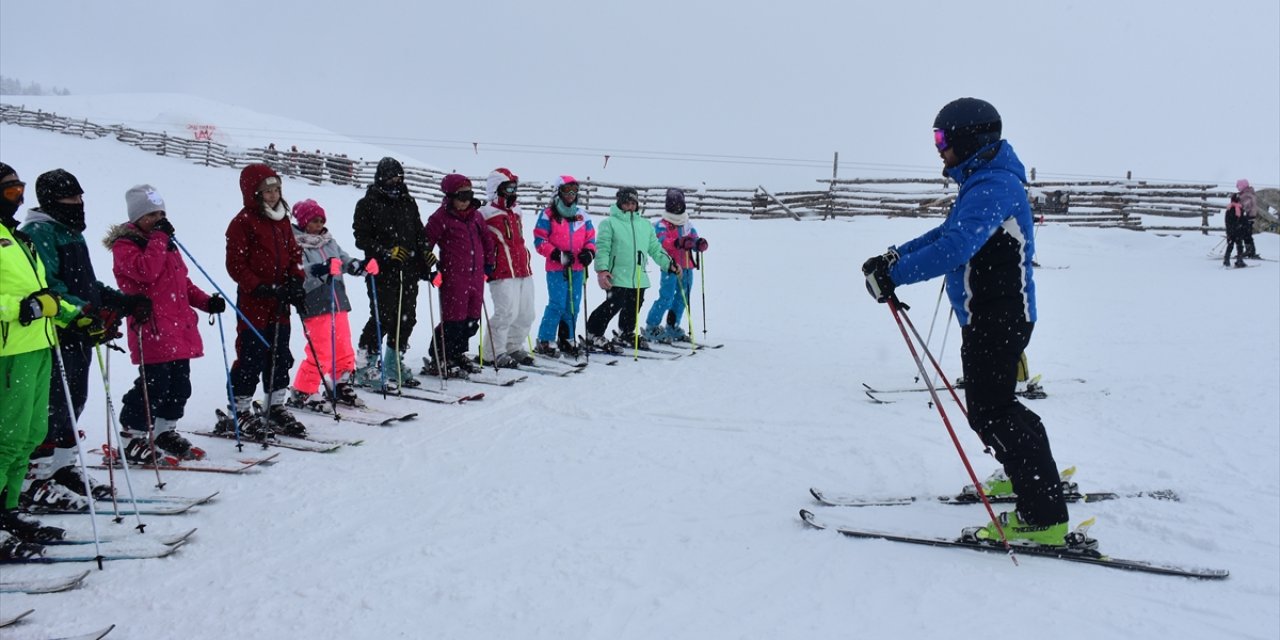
left=282, top=279, right=306, bottom=306
left=152, top=217, right=177, bottom=250
left=253, top=283, right=280, bottom=299
left=422, top=252, right=438, bottom=272
left=695, top=238, right=708, bottom=252
left=577, top=249, right=594, bottom=267
left=122, top=294, right=153, bottom=323
left=18, top=290, right=60, bottom=325
left=550, top=249, right=565, bottom=265
left=484, top=263, right=496, bottom=277
left=346, top=259, right=366, bottom=276
left=861, top=248, right=899, bottom=276
left=207, top=294, right=227, bottom=314
left=862, top=255, right=896, bottom=304
left=309, top=263, right=330, bottom=278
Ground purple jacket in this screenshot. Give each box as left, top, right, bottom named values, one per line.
left=424, top=203, right=496, bottom=281
left=106, top=223, right=214, bottom=365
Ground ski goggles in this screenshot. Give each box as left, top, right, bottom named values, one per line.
left=933, top=128, right=949, bottom=151
left=559, top=185, right=579, bottom=198
left=1, top=181, right=24, bottom=201
left=500, top=182, right=518, bottom=195
left=451, top=190, right=475, bottom=201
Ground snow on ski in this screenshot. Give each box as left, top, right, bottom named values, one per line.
left=0, top=570, right=91, bottom=595
left=91, top=448, right=280, bottom=475
left=798, top=509, right=1228, bottom=580
left=1, top=539, right=189, bottom=564
left=45, top=527, right=197, bottom=547
left=95, top=491, right=220, bottom=507
left=0, top=608, right=34, bottom=627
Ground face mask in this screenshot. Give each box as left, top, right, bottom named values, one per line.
left=0, top=196, right=20, bottom=228
left=42, top=201, right=87, bottom=233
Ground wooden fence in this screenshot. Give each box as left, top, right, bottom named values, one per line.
left=3, top=102, right=1262, bottom=234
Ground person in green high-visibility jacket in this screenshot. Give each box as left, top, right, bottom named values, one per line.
left=0, top=162, right=81, bottom=554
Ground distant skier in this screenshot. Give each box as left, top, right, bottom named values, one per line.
left=643, top=188, right=706, bottom=344
left=1236, top=178, right=1259, bottom=259
left=862, top=98, right=1074, bottom=547
left=107, top=184, right=224, bottom=464
left=1224, top=193, right=1248, bottom=268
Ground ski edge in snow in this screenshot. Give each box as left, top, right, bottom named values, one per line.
left=798, top=509, right=1228, bottom=580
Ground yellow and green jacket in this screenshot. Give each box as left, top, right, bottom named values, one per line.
left=0, top=224, right=77, bottom=356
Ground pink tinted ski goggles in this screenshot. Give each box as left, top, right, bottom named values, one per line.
left=933, top=129, right=949, bottom=151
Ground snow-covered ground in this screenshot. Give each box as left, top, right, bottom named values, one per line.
left=1, top=104, right=1277, bottom=640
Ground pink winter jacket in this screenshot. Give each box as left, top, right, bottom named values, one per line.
left=107, top=223, right=213, bottom=365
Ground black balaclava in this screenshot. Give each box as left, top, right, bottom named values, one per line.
left=35, top=168, right=86, bottom=233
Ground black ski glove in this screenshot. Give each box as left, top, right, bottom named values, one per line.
left=577, top=249, right=594, bottom=267
left=206, top=294, right=227, bottom=314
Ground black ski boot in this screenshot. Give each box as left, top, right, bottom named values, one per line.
left=266, top=405, right=307, bottom=438
left=0, top=508, right=65, bottom=542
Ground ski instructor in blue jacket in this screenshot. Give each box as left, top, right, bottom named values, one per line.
left=861, top=98, right=1072, bottom=547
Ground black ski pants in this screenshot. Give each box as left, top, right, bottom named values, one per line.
left=231, top=321, right=292, bottom=399
left=429, top=319, right=480, bottom=364
left=358, top=271, right=418, bottom=354
left=42, top=338, right=92, bottom=449
left=585, top=287, right=645, bottom=338
left=119, top=359, right=192, bottom=432
left=961, top=318, right=1069, bottom=526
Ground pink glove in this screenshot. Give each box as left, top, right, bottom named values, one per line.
left=365, top=258, right=380, bottom=276
left=328, top=257, right=343, bottom=276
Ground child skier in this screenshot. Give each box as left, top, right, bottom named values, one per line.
left=585, top=187, right=678, bottom=353
left=20, top=168, right=150, bottom=509
left=219, top=163, right=307, bottom=439
left=643, top=188, right=707, bottom=344
left=288, top=199, right=369, bottom=411
left=107, top=184, right=225, bottom=464
left=1224, top=194, right=1247, bottom=268
left=532, top=176, right=596, bottom=358
left=479, top=168, right=537, bottom=368
left=423, top=174, right=495, bottom=376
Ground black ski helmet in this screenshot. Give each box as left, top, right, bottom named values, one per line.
left=616, top=187, right=640, bottom=208
left=933, top=97, right=1002, bottom=162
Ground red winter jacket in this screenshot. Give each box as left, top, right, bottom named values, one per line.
left=424, top=202, right=496, bottom=280
left=479, top=203, right=532, bottom=280
left=107, top=223, right=213, bottom=365
left=225, top=164, right=304, bottom=327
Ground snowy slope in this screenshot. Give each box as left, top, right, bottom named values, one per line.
left=1, top=106, right=1278, bottom=640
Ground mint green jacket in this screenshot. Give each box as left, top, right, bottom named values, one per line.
left=594, top=205, right=672, bottom=289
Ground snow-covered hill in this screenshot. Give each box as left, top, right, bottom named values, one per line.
left=1, top=100, right=1277, bottom=640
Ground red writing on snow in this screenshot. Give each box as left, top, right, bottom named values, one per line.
left=187, top=124, right=217, bottom=141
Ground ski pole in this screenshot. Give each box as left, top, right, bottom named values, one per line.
left=135, top=327, right=168, bottom=490
left=328, top=258, right=341, bottom=404
left=367, top=266, right=387, bottom=397
left=171, top=237, right=268, bottom=348
left=297, top=303, right=340, bottom=419
left=52, top=345, right=105, bottom=568
left=481, top=294, right=498, bottom=373
left=94, top=344, right=146, bottom=532
left=922, top=280, right=947, bottom=388
left=579, top=267, right=589, bottom=363
left=425, top=270, right=447, bottom=389
left=897, top=304, right=967, bottom=419
left=259, top=300, right=284, bottom=450
left=631, top=251, right=642, bottom=358
left=395, top=272, right=405, bottom=388
left=698, top=249, right=708, bottom=340
left=676, top=267, right=694, bottom=347
left=884, top=298, right=1014, bottom=562
left=214, top=313, right=243, bottom=450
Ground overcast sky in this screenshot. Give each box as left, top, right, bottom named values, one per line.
left=2, top=0, right=1277, bottom=190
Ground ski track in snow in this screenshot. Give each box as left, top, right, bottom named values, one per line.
left=1, top=110, right=1278, bottom=640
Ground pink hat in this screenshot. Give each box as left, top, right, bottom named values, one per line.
left=293, top=199, right=326, bottom=227
left=1237, top=179, right=1251, bottom=191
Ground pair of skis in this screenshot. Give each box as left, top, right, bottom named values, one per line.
left=0, top=606, right=114, bottom=639
left=802, top=477, right=1227, bottom=579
